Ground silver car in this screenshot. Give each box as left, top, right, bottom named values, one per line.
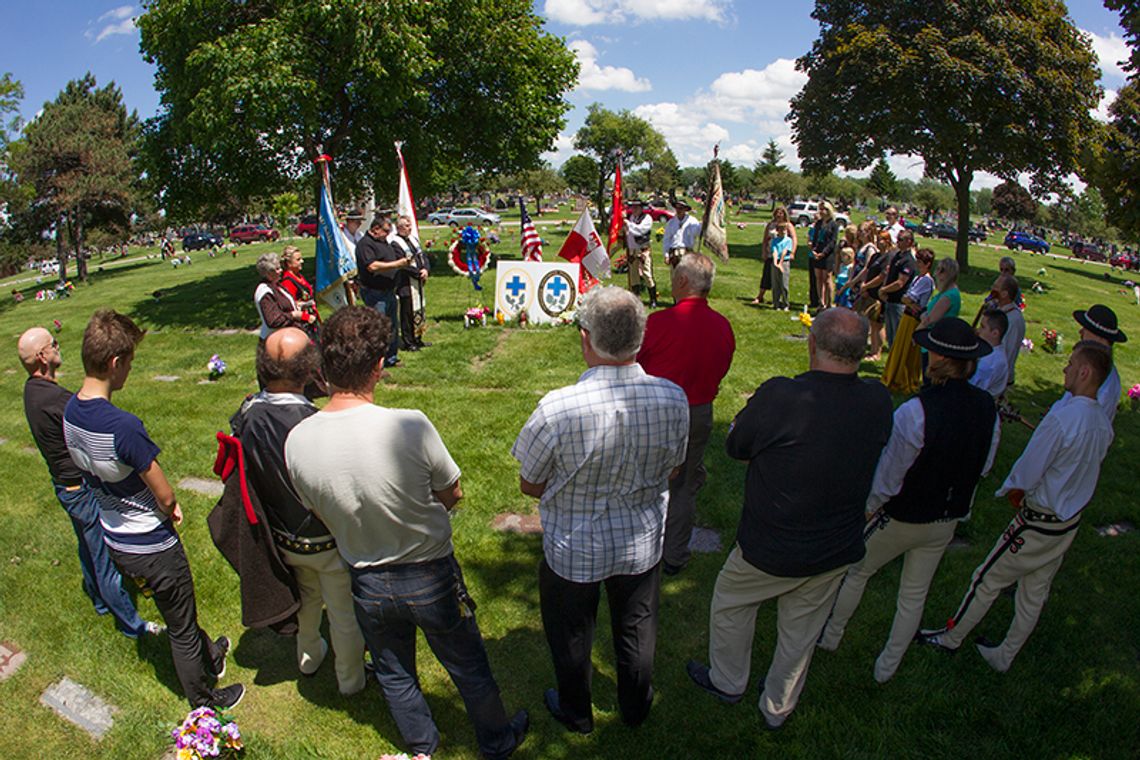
left=429, top=207, right=501, bottom=227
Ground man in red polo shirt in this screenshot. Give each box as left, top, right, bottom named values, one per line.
left=638, top=252, right=736, bottom=575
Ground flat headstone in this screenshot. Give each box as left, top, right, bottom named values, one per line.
left=39, top=677, right=119, bottom=739
left=152, top=375, right=181, bottom=382
left=0, top=438, right=8, bottom=446
left=491, top=513, right=543, bottom=534
left=688, top=526, right=722, bottom=553
left=22, top=446, right=39, bottom=456
left=208, top=328, right=244, bottom=335
left=178, top=477, right=224, bottom=498
left=947, top=536, right=971, bottom=550
left=1095, top=521, right=1136, bottom=538
left=0, top=641, right=27, bottom=681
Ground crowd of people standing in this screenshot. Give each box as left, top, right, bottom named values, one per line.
left=14, top=196, right=1131, bottom=757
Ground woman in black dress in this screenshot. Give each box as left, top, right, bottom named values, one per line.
left=809, top=201, right=839, bottom=310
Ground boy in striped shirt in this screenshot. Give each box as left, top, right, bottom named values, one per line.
left=63, top=309, right=243, bottom=709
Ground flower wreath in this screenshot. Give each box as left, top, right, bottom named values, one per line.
left=448, top=225, right=492, bottom=290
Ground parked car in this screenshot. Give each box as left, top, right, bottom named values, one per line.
left=294, top=215, right=318, bottom=237
left=229, top=224, right=280, bottom=244
left=182, top=231, right=224, bottom=251
left=427, top=208, right=501, bottom=227
left=1110, top=251, right=1138, bottom=271
left=787, top=200, right=850, bottom=228
left=1003, top=230, right=1050, bottom=253
left=645, top=206, right=675, bottom=222
left=425, top=208, right=453, bottom=224
left=917, top=222, right=987, bottom=242
left=1072, top=241, right=1106, bottom=262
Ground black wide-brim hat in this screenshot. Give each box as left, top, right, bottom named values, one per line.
left=1074, top=304, right=1127, bottom=343
left=672, top=198, right=692, bottom=210
left=913, top=317, right=993, bottom=359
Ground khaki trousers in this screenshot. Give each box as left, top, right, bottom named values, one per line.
left=281, top=546, right=367, bottom=694
left=819, top=513, right=956, bottom=682
left=708, top=546, right=848, bottom=727
left=939, top=508, right=1080, bottom=671
left=627, top=246, right=655, bottom=289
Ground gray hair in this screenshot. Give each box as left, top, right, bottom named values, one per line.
left=811, top=307, right=868, bottom=365
left=999, top=255, right=1016, bottom=273
left=577, top=286, right=647, bottom=361
left=674, top=252, right=715, bottom=295
left=256, top=252, right=281, bottom=279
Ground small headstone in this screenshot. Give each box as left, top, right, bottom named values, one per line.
left=178, top=477, right=224, bottom=498
left=22, top=446, right=39, bottom=456
left=688, top=526, right=722, bottom=553
left=1095, top=521, right=1135, bottom=538
left=39, top=677, right=119, bottom=739
left=0, top=438, right=7, bottom=446
left=0, top=641, right=27, bottom=682
left=153, top=375, right=181, bottom=382
left=491, top=513, right=543, bottom=534
left=947, top=536, right=971, bottom=550
left=208, top=328, right=243, bottom=335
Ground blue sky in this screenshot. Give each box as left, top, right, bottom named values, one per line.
left=4, top=1, right=1132, bottom=188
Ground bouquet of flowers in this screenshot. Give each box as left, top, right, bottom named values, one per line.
left=171, top=706, right=243, bottom=759
left=1041, top=329, right=1060, bottom=354
left=1021, top=337, right=1034, bottom=353
left=1128, top=383, right=1140, bottom=411
left=464, top=305, right=491, bottom=329
left=379, top=754, right=431, bottom=760
left=207, top=354, right=227, bottom=381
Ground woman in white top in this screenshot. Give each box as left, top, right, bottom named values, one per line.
left=254, top=252, right=307, bottom=340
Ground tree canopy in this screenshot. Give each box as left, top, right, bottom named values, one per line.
left=560, top=155, right=597, bottom=196
left=789, top=0, right=1100, bottom=268
left=867, top=159, right=897, bottom=201
left=754, top=139, right=785, bottom=176
left=992, top=181, right=1038, bottom=223
left=138, top=0, right=578, bottom=221
left=573, top=104, right=667, bottom=229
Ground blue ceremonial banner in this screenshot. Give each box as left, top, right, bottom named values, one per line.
left=315, top=185, right=357, bottom=310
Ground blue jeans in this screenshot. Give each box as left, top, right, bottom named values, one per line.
left=361, top=287, right=400, bottom=363
left=53, top=482, right=146, bottom=637
left=350, top=555, right=517, bottom=759
left=884, top=301, right=904, bottom=347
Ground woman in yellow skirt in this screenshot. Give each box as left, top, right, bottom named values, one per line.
left=881, top=248, right=935, bottom=394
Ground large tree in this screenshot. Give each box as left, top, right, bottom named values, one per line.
left=10, top=75, right=139, bottom=282
left=992, top=181, right=1037, bottom=223
left=560, top=154, right=597, bottom=196
left=573, top=104, right=667, bottom=230
left=138, top=0, right=577, bottom=221
left=866, top=158, right=897, bottom=202
left=508, top=162, right=566, bottom=213
left=789, top=0, right=1100, bottom=269
left=754, top=139, right=785, bottom=176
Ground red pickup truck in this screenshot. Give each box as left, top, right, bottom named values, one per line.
left=229, top=224, right=280, bottom=244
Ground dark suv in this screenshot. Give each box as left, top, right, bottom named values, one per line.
left=182, top=231, right=224, bottom=251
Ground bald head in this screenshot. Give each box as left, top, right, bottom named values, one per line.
left=258, top=327, right=319, bottom=392
left=18, top=327, right=60, bottom=377
left=810, top=308, right=869, bottom=371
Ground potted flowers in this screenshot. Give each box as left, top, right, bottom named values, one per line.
left=1128, top=384, right=1140, bottom=412
left=171, top=706, right=243, bottom=759
left=1041, top=329, right=1060, bottom=354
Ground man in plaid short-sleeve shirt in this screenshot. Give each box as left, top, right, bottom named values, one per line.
left=513, top=286, right=689, bottom=735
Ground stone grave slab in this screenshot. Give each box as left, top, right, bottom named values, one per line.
left=40, top=677, right=119, bottom=739
left=0, top=641, right=27, bottom=682
left=0, top=437, right=8, bottom=446
left=688, top=526, right=722, bottom=553
left=491, top=513, right=543, bottom=534
left=178, top=477, right=224, bottom=498
left=153, top=375, right=181, bottom=382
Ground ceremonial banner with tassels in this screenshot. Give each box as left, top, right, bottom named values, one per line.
left=701, top=147, right=729, bottom=262
left=313, top=154, right=357, bottom=311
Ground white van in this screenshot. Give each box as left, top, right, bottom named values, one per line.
left=787, top=201, right=849, bottom=228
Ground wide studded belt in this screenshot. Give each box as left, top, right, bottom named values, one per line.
left=272, top=530, right=336, bottom=554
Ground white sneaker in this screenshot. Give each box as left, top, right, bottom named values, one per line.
left=144, top=621, right=166, bottom=636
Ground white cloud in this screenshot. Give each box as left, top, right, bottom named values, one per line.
left=1093, top=88, right=1118, bottom=122
left=699, top=59, right=808, bottom=121
left=544, top=0, right=728, bottom=26
left=570, top=40, right=651, bottom=93
left=1083, top=29, right=1130, bottom=80
left=632, top=102, right=729, bottom=164
left=86, top=5, right=138, bottom=43
left=541, top=132, right=577, bottom=167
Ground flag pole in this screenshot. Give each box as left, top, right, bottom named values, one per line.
left=697, top=143, right=719, bottom=252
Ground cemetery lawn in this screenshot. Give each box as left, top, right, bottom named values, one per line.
left=0, top=220, right=1137, bottom=759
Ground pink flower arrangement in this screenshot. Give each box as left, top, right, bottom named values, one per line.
left=1127, top=384, right=1140, bottom=400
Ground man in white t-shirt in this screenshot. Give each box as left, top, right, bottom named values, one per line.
left=285, top=306, right=527, bottom=760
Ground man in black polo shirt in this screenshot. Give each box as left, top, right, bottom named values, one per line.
left=879, top=229, right=917, bottom=348
left=686, top=308, right=893, bottom=729
left=17, top=326, right=157, bottom=638
left=355, top=214, right=410, bottom=367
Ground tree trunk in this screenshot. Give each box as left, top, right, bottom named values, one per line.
left=75, top=206, right=88, bottom=283
left=56, top=213, right=67, bottom=282
left=950, top=169, right=973, bottom=272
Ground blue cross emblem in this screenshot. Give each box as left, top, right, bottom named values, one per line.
left=546, top=277, right=568, bottom=298
left=506, top=275, right=526, bottom=297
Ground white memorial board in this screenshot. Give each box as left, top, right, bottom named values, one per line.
left=495, top=261, right=580, bottom=325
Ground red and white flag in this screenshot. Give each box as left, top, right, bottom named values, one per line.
left=519, top=198, right=543, bottom=261
left=557, top=208, right=610, bottom=293
left=607, top=158, right=625, bottom=253
left=394, top=141, right=419, bottom=240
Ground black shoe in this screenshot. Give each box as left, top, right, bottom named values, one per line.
left=686, top=660, right=744, bottom=704
left=211, top=636, right=231, bottom=679
left=543, top=688, right=592, bottom=734
left=211, top=683, right=245, bottom=710
left=914, top=629, right=958, bottom=654
left=662, top=562, right=684, bottom=576
left=502, top=709, right=530, bottom=758
left=417, top=341, right=433, bottom=348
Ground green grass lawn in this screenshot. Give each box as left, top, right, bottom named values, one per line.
left=0, top=225, right=1138, bottom=759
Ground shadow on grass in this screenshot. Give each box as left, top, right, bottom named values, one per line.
left=131, top=269, right=260, bottom=330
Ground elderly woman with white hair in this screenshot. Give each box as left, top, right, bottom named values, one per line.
left=254, top=252, right=308, bottom=340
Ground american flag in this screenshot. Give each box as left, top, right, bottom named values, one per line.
left=520, top=198, right=543, bottom=261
